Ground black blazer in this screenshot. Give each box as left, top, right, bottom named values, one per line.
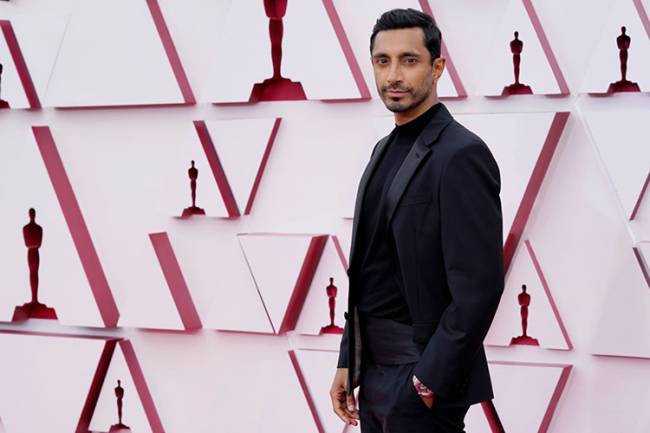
left=338, top=103, right=505, bottom=408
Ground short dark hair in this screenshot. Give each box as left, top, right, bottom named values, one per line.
left=369, top=8, right=442, bottom=64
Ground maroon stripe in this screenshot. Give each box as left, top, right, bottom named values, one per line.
left=630, top=170, right=649, bottom=220
left=194, top=120, right=241, bottom=218
left=633, top=246, right=650, bottom=290
left=634, top=0, right=650, bottom=39
left=538, top=365, right=573, bottom=433
left=504, top=112, right=569, bottom=272
left=0, top=20, right=41, bottom=108
left=245, top=118, right=281, bottom=214
left=526, top=239, right=573, bottom=349
left=33, top=126, right=120, bottom=326
left=75, top=340, right=117, bottom=433
left=146, top=0, right=196, bottom=104
left=288, top=350, right=326, bottom=433
left=523, top=0, right=569, bottom=94
left=481, top=400, right=506, bottom=433
left=321, top=0, right=370, bottom=100
left=121, top=340, right=165, bottom=433
left=279, top=235, right=328, bottom=334
left=149, top=232, right=202, bottom=330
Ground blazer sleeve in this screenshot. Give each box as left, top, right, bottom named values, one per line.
left=413, top=142, right=505, bottom=398
left=337, top=321, right=349, bottom=368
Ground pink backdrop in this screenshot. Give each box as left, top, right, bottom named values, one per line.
left=0, top=0, right=649, bottom=432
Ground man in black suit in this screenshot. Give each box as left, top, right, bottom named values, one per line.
left=329, top=9, right=504, bottom=433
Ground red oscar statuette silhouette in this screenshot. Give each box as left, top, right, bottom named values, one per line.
left=320, top=277, right=343, bottom=334
left=502, top=31, right=533, bottom=95
left=249, top=0, right=307, bottom=102
left=510, top=284, right=539, bottom=346
left=0, top=63, right=9, bottom=109
left=181, top=160, right=206, bottom=218
left=608, top=26, right=640, bottom=93
left=109, top=380, right=131, bottom=432
left=12, top=208, right=58, bottom=321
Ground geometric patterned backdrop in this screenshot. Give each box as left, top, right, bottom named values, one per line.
left=0, top=0, right=649, bottom=432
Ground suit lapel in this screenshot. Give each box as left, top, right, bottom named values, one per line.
left=348, top=131, right=394, bottom=271
left=348, top=103, right=455, bottom=274
left=384, top=104, right=454, bottom=227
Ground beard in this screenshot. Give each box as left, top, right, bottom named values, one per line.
left=380, top=82, right=432, bottom=113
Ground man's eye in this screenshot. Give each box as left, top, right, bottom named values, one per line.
left=404, top=58, right=417, bottom=64
left=376, top=58, right=388, bottom=65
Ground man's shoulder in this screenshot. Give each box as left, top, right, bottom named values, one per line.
left=437, top=119, right=490, bottom=157
left=433, top=120, right=501, bottom=183
left=437, top=120, right=501, bottom=182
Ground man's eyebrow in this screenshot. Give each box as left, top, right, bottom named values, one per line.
left=372, top=51, right=422, bottom=59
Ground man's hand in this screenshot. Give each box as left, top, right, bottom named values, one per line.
left=330, top=368, right=359, bottom=426
left=412, top=374, right=435, bottom=409
left=420, top=394, right=434, bottom=409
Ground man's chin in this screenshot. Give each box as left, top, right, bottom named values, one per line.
left=384, top=102, right=412, bottom=113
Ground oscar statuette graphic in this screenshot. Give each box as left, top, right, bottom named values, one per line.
left=181, top=160, right=206, bottom=218
left=510, top=284, right=539, bottom=346
left=607, top=26, right=640, bottom=93
left=502, top=31, right=533, bottom=95
left=0, top=63, right=9, bottom=108
left=108, top=380, right=131, bottom=432
left=12, top=208, right=58, bottom=321
left=320, top=277, right=343, bottom=334
left=249, top=0, right=306, bottom=102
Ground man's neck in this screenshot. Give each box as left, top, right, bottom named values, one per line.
left=394, top=96, right=440, bottom=126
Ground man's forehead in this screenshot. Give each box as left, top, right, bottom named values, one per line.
left=372, top=27, right=427, bottom=55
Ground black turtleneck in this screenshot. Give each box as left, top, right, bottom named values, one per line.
left=355, top=102, right=442, bottom=323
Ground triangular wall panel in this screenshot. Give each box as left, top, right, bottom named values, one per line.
left=0, top=334, right=105, bottom=433
left=295, top=235, right=349, bottom=335
left=465, top=362, right=572, bottom=433
left=290, top=349, right=360, bottom=433
left=580, top=0, right=650, bottom=94
left=0, top=13, right=66, bottom=108
left=86, top=344, right=152, bottom=433
left=582, top=107, right=650, bottom=220
left=590, top=244, right=650, bottom=358
left=48, top=117, right=230, bottom=329
left=165, top=218, right=274, bottom=334
left=238, top=233, right=328, bottom=334
left=210, top=0, right=368, bottom=103
left=45, top=0, right=187, bottom=107
left=195, top=118, right=281, bottom=218
left=79, top=340, right=164, bottom=433
left=0, top=124, right=109, bottom=327
left=479, top=0, right=568, bottom=96
left=486, top=239, right=572, bottom=350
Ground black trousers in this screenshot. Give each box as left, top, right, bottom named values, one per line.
left=358, top=316, right=470, bottom=433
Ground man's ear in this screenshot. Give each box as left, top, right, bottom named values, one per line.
left=434, top=57, right=446, bottom=79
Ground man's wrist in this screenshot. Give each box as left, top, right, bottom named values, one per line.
left=412, top=374, right=435, bottom=397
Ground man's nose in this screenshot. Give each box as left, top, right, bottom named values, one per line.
left=386, top=64, right=403, bottom=85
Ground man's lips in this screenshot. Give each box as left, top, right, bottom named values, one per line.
left=385, top=89, right=407, bottom=96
